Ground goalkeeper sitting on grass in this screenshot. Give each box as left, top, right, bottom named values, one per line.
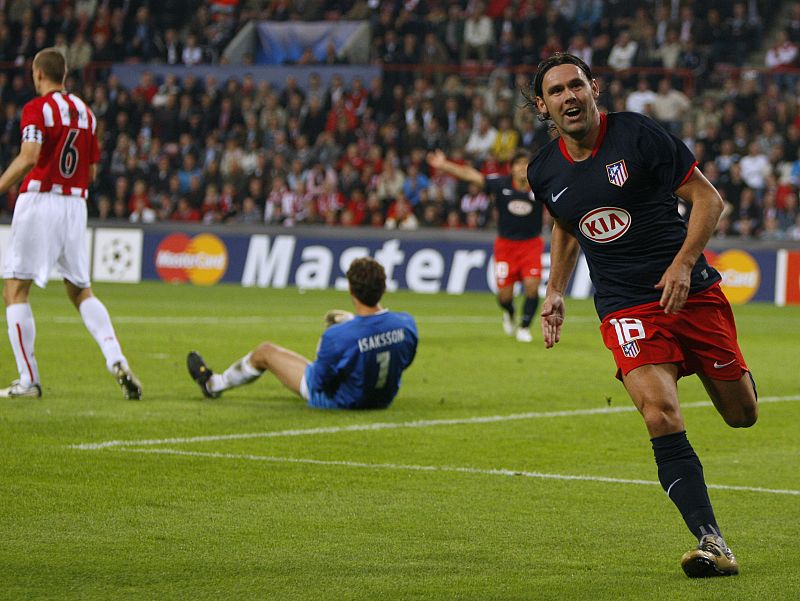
left=187, top=257, right=418, bottom=409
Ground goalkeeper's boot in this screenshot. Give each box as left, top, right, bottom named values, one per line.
left=0, top=379, right=41, bottom=398
left=502, top=312, right=515, bottom=336
left=187, top=351, right=220, bottom=399
left=681, top=534, right=739, bottom=577
left=113, top=362, right=142, bottom=400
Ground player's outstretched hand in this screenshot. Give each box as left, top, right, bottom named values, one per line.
left=655, top=261, right=691, bottom=314
left=426, top=149, right=446, bottom=169
left=324, top=309, right=354, bottom=328
left=540, top=292, right=565, bottom=349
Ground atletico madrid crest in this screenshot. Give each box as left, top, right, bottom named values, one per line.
left=622, top=340, right=640, bottom=358
left=606, top=160, right=629, bottom=187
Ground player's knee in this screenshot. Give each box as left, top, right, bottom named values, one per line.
left=724, top=400, right=758, bottom=428
left=641, top=404, right=682, bottom=434
left=251, top=342, right=277, bottom=369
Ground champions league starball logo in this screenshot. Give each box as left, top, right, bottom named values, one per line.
left=100, top=237, right=135, bottom=278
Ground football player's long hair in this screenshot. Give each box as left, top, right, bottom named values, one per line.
left=522, top=52, right=593, bottom=122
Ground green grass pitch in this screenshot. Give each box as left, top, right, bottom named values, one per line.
left=0, top=281, right=798, bottom=600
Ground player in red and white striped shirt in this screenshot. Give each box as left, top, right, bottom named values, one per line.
left=0, top=48, right=142, bottom=399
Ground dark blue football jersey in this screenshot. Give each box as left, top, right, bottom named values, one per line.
left=484, top=175, right=543, bottom=240
left=527, top=112, right=721, bottom=319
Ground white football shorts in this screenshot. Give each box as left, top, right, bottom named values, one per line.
left=299, top=373, right=310, bottom=401
left=3, top=191, right=91, bottom=289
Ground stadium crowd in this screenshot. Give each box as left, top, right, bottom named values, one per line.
left=0, top=0, right=799, bottom=240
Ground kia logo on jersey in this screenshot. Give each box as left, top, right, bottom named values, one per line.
left=579, top=207, right=632, bottom=243
left=507, top=200, right=533, bottom=216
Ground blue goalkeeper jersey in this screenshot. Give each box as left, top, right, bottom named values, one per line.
left=306, top=310, right=418, bottom=409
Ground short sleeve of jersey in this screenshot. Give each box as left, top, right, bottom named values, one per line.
left=634, top=115, right=696, bottom=191
left=20, top=100, right=44, bottom=144
left=527, top=146, right=557, bottom=218
left=484, top=175, right=501, bottom=195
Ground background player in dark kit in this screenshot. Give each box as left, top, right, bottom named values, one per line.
left=427, top=149, right=543, bottom=342
left=527, top=53, right=758, bottom=578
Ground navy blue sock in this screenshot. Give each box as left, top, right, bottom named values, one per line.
left=520, top=296, right=539, bottom=328
left=498, top=299, right=514, bottom=318
left=651, top=431, right=721, bottom=540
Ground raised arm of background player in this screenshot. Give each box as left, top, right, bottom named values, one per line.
left=540, top=217, right=580, bottom=349
left=426, top=149, right=485, bottom=187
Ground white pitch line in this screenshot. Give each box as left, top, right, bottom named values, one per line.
left=69, top=395, right=800, bottom=451
left=45, top=315, right=595, bottom=325
left=115, top=447, right=800, bottom=497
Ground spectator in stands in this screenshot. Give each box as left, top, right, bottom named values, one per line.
left=171, top=196, right=200, bottom=222
left=652, top=78, right=691, bottom=136
left=177, top=153, right=202, bottom=194
left=756, top=121, right=784, bottom=156
left=443, top=208, right=462, bottom=229
left=733, top=187, right=762, bottom=236
left=657, top=28, right=683, bottom=70
left=515, top=32, right=539, bottom=69
left=607, top=30, right=638, bottom=72
left=182, top=33, right=203, bottom=66
left=539, top=33, right=565, bottom=62
left=461, top=2, right=494, bottom=64
left=567, top=33, right=593, bottom=67
left=235, top=196, right=260, bottom=224
left=628, top=6, right=653, bottom=45
left=725, top=2, right=760, bottom=65
left=678, top=6, right=699, bottom=44
left=130, top=194, right=156, bottom=223
left=158, top=27, right=182, bottom=65
left=625, top=77, right=657, bottom=115
left=491, top=115, right=519, bottom=163
left=765, top=29, right=799, bottom=91
left=573, top=0, right=603, bottom=35
left=402, top=163, right=429, bottom=207
left=788, top=2, right=800, bottom=43
left=465, top=114, right=497, bottom=162
left=495, top=29, right=516, bottom=70
left=739, top=141, right=771, bottom=195
left=128, top=6, right=158, bottom=61
left=68, top=32, right=93, bottom=73
left=385, top=194, right=419, bottom=230
left=376, top=160, right=405, bottom=201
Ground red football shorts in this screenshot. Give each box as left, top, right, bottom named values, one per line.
left=493, top=236, right=543, bottom=289
left=599, top=283, right=749, bottom=382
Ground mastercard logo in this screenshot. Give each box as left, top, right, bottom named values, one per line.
left=708, top=249, right=760, bottom=304
left=155, top=233, right=228, bottom=285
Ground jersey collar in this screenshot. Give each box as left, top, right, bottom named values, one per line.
left=558, top=112, right=608, bottom=164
